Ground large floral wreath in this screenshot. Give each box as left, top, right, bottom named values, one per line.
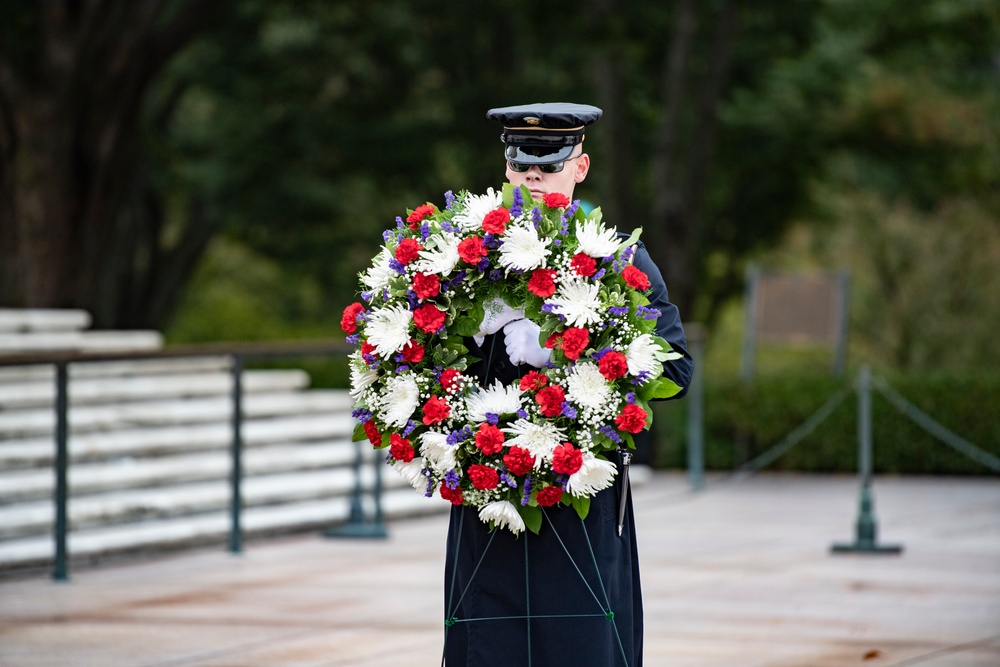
left=342, top=184, right=681, bottom=534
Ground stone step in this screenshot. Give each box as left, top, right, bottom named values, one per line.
left=0, top=399, right=355, bottom=469
left=0, top=367, right=312, bottom=410
left=0, top=374, right=325, bottom=438
left=0, top=309, right=91, bottom=333
left=0, top=460, right=399, bottom=538
left=0, top=440, right=360, bottom=503
left=0, top=330, right=163, bottom=355
left=0, top=485, right=446, bottom=569
left=0, top=356, right=232, bottom=383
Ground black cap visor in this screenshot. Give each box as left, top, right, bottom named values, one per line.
left=502, top=132, right=582, bottom=165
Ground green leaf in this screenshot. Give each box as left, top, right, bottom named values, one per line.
left=571, top=495, right=591, bottom=520
left=517, top=504, right=543, bottom=534
left=351, top=422, right=366, bottom=443
left=619, top=226, right=643, bottom=250
left=452, top=316, right=481, bottom=337
left=637, top=376, right=683, bottom=401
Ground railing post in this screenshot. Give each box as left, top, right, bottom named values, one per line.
left=831, top=365, right=902, bottom=554
left=685, top=323, right=705, bottom=491
left=53, top=361, right=70, bottom=582
left=229, top=354, right=244, bottom=554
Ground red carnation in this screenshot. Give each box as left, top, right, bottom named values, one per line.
left=552, top=442, right=584, bottom=475
left=503, top=446, right=535, bottom=476
left=440, top=369, right=462, bottom=393
left=482, top=207, right=511, bottom=235
left=413, top=303, right=447, bottom=333
left=458, top=236, right=488, bottom=264
left=406, top=203, right=436, bottom=229
left=543, top=192, right=570, bottom=209
left=598, top=350, right=629, bottom=381
left=411, top=272, right=440, bottom=299
left=395, top=238, right=423, bottom=265
left=570, top=253, right=597, bottom=277
left=615, top=403, right=648, bottom=434
left=363, top=421, right=381, bottom=446
left=475, top=422, right=505, bottom=455
left=468, top=464, right=500, bottom=491
left=519, top=371, right=549, bottom=392
left=527, top=268, right=557, bottom=298
left=535, top=485, right=563, bottom=507
left=421, top=396, right=451, bottom=425
left=561, top=327, right=590, bottom=361
left=440, top=483, right=463, bottom=505
left=544, top=331, right=563, bottom=349
left=389, top=433, right=415, bottom=462
left=536, top=385, right=566, bottom=418
left=622, top=265, right=651, bottom=291
left=401, top=339, right=425, bottom=364
left=341, top=302, right=365, bottom=334
left=361, top=340, right=376, bottom=358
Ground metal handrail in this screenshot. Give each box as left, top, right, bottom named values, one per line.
left=0, top=340, right=355, bottom=581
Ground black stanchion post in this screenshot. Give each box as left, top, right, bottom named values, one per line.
left=53, top=361, right=70, bottom=582
left=229, top=354, right=244, bottom=554
left=324, top=439, right=388, bottom=539
left=831, top=365, right=902, bottom=555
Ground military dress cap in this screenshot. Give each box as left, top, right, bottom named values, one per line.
left=487, top=102, right=603, bottom=165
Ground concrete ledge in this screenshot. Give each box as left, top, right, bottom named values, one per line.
left=0, top=309, right=91, bottom=333
left=0, top=330, right=163, bottom=354
left=0, top=356, right=231, bottom=383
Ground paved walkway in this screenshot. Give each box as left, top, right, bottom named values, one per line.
left=0, top=473, right=998, bottom=667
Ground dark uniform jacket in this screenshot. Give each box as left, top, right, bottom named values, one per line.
left=443, top=240, right=692, bottom=667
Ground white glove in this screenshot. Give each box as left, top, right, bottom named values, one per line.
left=475, top=298, right=524, bottom=342
left=503, top=318, right=552, bottom=368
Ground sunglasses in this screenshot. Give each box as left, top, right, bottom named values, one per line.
left=508, top=154, right=582, bottom=174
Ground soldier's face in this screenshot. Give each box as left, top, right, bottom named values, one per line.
left=505, top=147, right=590, bottom=201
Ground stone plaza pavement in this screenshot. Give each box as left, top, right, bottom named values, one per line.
left=0, top=472, right=998, bottom=667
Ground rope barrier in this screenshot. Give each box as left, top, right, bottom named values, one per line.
left=872, top=375, right=1000, bottom=474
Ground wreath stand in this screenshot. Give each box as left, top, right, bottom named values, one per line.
left=441, top=507, right=630, bottom=667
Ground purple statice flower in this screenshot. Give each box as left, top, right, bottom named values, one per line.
left=489, top=269, right=504, bottom=281
left=561, top=403, right=577, bottom=419
left=599, top=424, right=623, bottom=444
left=559, top=219, right=570, bottom=237
left=622, top=245, right=636, bottom=263
left=516, top=409, right=528, bottom=419
left=532, top=207, right=543, bottom=228
left=382, top=229, right=394, bottom=243
left=444, top=469, right=461, bottom=490
left=561, top=200, right=581, bottom=222
left=395, top=365, right=410, bottom=374
left=389, top=258, right=406, bottom=274
left=592, top=268, right=606, bottom=280
left=593, top=347, right=613, bottom=360
left=485, top=412, right=499, bottom=425
left=444, top=270, right=468, bottom=291
left=521, top=475, right=533, bottom=506
left=351, top=408, right=373, bottom=422
left=381, top=288, right=390, bottom=302
left=541, top=303, right=558, bottom=314
left=346, top=333, right=360, bottom=345
left=361, top=290, right=374, bottom=303
left=403, top=420, right=419, bottom=437
left=631, top=370, right=652, bottom=385
left=511, top=187, right=524, bottom=217
left=423, top=469, right=435, bottom=497
left=444, top=190, right=457, bottom=209
left=476, top=257, right=490, bottom=273
left=608, top=306, right=629, bottom=317
left=555, top=474, right=570, bottom=489
left=420, top=221, right=431, bottom=241
left=396, top=216, right=405, bottom=229
left=441, top=221, right=454, bottom=233
left=484, top=234, right=501, bottom=249
left=626, top=392, right=637, bottom=404
left=499, top=469, right=518, bottom=489
left=637, top=306, right=661, bottom=321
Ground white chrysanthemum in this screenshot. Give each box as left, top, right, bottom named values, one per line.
left=466, top=380, right=523, bottom=422
left=360, top=247, right=395, bottom=293
left=365, top=305, right=412, bottom=357
left=575, top=219, right=621, bottom=258
left=393, top=457, right=428, bottom=493
left=498, top=225, right=552, bottom=271
left=625, top=333, right=664, bottom=377
left=503, top=418, right=566, bottom=463
left=378, top=373, right=420, bottom=428
left=478, top=500, right=526, bottom=534
left=453, top=187, right=503, bottom=232
left=419, top=431, right=457, bottom=472
left=413, top=233, right=461, bottom=276
left=565, top=361, right=613, bottom=411
left=565, top=456, right=618, bottom=496
left=547, top=279, right=603, bottom=328
left=348, top=358, right=379, bottom=398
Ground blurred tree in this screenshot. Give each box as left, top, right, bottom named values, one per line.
left=0, top=0, right=233, bottom=328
